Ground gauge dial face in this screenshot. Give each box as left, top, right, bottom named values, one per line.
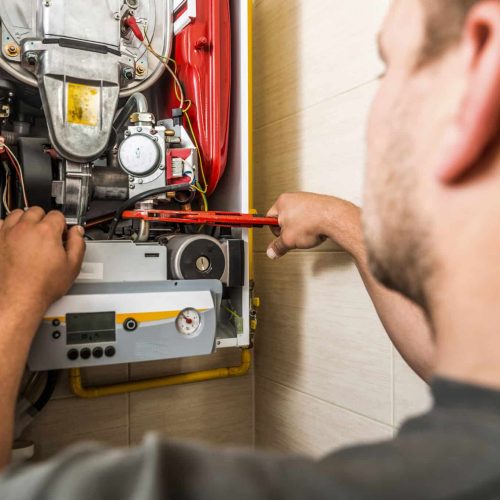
left=118, top=133, right=161, bottom=176
left=175, top=308, right=201, bottom=337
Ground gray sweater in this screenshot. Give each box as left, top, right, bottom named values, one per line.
left=2, top=378, right=500, bottom=499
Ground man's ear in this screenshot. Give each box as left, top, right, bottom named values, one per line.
left=436, top=1, right=500, bottom=183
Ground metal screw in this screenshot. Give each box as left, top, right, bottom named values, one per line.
left=44, top=0, right=50, bottom=6
left=122, top=67, right=134, bottom=80
left=114, top=12, right=121, bottom=20
left=129, top=176, right=134, bottom=181
left=25, top=51, right=38, bottom=65
left=138, top=179, right=143, bottom=184
left=5, top=44, right=19, bottom=58
left=153, top=136, right=158, bottom=141
left=136, top=127, right=142, bottom=132
left=124, top=130, right=131, bottom=137
left=129, top=184, right=135, bottom=190
left=159, top=165, right=165, bottom=170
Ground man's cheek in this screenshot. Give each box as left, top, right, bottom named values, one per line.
left=367, top=83, right=391, bottom=154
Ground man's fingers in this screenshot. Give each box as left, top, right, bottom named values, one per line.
left=42, top=210, right=67, bottom=236
left=266, top=203, right=278, bottom=218
left=270, top=225, right=281, bottom=237
left=20, top=206, right=45, bottom=224
left=65, top=226, right=86, bottom=277
left=3, top=209, right=24, bottom=229
left=267, top=236, right=290, bottom=260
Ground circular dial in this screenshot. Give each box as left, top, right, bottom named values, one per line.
left=118, top=134, right=161, bottom=177
left=176, top=308, right=201, bottom=337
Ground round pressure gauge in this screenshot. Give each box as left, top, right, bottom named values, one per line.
left=176, top=308, right=201, bottom=337
left=118, top=133, right=161, bottom=177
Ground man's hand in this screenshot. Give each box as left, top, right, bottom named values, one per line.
left=266, top=193, right=363, bottom=260
left=0, top=208, right=85, bottom=469
left=0, top=208, right=86, bottom=322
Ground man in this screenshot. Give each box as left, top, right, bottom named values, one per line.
left=1, top=0, right=500, bottom=497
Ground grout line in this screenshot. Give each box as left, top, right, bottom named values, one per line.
left=253, top=78, right=379, bottom=132
left=258, top=374, right=393, bottom=430
left=253, top=249, right=349, bottom=255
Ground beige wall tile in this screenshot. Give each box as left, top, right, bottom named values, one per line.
left=129, top=375, right=253, bottom=448
left=254, top=252, right=392, bottom=424
left=129, top=348, right=243, bottom=380
left=394, top=349, right=432, bottom=427
left=51, top=364, right=130, bottom=400
left=22, top=395, right=129, bottom=460
left=253, top=82, right=377, bottom=252
left=255, top=376, right=392, bottom=457
left=253, top=0, right=387, bottom=129
left=27, top=350, right=252, bottom=459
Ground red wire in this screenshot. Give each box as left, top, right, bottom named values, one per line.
left=4, top=148, right=28, bottom=207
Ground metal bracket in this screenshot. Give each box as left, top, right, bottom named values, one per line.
left=173, top=0, right=196, bottom=35
left=63, top=162, right=92, bottom=225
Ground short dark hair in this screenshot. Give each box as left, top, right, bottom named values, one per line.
left=419, top=0, right=480, bottom=64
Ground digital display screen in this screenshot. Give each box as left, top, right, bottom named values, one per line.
left=66, top=312, right=116, bottom=345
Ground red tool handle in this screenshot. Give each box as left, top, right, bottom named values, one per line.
left=122, top=209, right=280, bottom=228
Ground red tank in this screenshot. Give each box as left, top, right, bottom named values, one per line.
left=165, top=0, right=232, bottom=197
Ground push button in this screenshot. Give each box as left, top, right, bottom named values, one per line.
left=80, top=348, right=91, bottom=360
left=67, top=349, right=79, bottom=361
left=123, top=317, right=138, bottom=331
left=105, top=346, right=116, bottom=358
left=92, top=347, right=103, bottom=359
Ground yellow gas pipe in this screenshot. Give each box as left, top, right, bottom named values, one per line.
left=69, top=348, right=252, bottom=399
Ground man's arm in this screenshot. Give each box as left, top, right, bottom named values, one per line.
left=0, top=208, right=85, bottom=469
left=266, top=193, right=434, bottom=381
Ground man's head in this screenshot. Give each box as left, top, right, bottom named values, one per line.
left=363, top=0, right=500, bottom=314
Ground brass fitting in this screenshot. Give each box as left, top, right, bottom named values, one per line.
left=129, top=112, right=155, bottom=124
left=136, top=63, right=146, bottom=76
left=4, top=43, right=20, bottom=58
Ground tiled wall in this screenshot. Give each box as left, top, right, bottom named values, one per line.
left=23, top=349, right=253, bottom=459
left=252, top=0, right=433, bottom=457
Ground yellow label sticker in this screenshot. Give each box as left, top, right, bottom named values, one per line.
left=67, top=82, right=99, bottom=127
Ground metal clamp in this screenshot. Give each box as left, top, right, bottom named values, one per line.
left=173, top=0, right=196, bottom=35
left=63, top=161, right=92, bottom=225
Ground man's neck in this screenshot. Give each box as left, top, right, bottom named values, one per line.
left=432, top=265, right=500, bottom=391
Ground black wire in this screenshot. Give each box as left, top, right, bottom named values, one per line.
left=32, top=371, right=59, bottom=412
left=107, top=183, right=192, bottom=239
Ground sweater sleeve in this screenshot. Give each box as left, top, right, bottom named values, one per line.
left=0, top=435, right=345, bottom=500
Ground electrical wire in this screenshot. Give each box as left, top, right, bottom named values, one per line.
left=182, top=106, right=208, bottom=195
left=142, top=31, right=185, bottom=110
left=2, top=163, right=11, bottom=215
left=139, top=26, right=209, bottom=203
left=32, top=371, right=58, bottom=412
left=194, top=182, right=208, bottom=211
left=2, top=144, right=28, bottom=208
left=224, top=304, right=242, bottom=319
